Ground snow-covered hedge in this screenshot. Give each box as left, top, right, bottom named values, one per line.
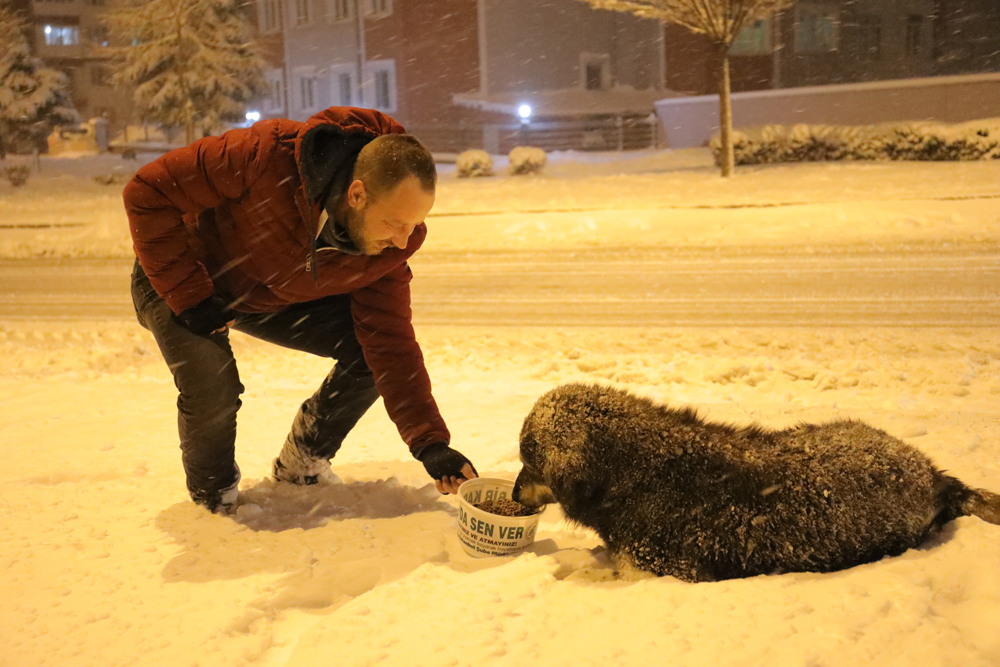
left=455, top=149, right=493, bottom=177
left=3, top=164, right=30, bottom=187
left=712, top=119, right=1000, bottom=166
left=508, top=146, right=547, bottom=175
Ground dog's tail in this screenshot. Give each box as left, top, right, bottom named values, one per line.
left=965, top=489, right=1000, bottom=525
left=935, top=473, right=1000, bottom=527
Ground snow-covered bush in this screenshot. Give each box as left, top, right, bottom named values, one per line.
left=713, top=119, right=1000, bottom=166
left=455, top=149, right=493, bottom=177
left=93, top=167, right=134, bottom=186
left=3, top=164, right=30, bottom=186
left=508, top=146, right=547, bottom=175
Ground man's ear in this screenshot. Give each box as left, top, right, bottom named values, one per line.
left=346, top=179, right=367, bottom=208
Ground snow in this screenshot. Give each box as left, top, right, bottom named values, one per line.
left=1, top=149, right=999, bottom=666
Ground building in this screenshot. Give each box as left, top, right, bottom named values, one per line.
left=262, top=0, right=669, bottom=152
left=664, top=0, right=1000, bottom=95
left=25, top=0, right=132, bottom=132
left=19, top=0, right=999, bottom=152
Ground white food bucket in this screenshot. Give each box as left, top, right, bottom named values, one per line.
left=456, top=477, right=541, bottom=557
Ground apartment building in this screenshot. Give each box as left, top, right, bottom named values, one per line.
left=26, top=0, right=132, bottom=129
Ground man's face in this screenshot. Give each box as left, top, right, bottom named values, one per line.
left=343, top=176, right=435, bottom=256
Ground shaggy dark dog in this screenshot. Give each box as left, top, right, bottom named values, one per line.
left=513, top=383, right=1000, bottom=582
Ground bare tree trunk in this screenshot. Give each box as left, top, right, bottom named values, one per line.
left=717, top=49, right=735, bottom=178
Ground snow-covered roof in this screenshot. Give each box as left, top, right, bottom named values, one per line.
left=453, top=86, right=684, bottom=119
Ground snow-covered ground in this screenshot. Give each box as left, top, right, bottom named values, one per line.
left=1, top=150, right=999, bottom=667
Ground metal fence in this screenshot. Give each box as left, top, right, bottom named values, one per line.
left=408, top=115, right=660, bottom=155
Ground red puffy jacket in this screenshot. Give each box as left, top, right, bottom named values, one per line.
left=123, top=106, right=449, bottom=451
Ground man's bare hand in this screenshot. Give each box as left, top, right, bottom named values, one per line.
left=435, top=463, right=477, bottom=495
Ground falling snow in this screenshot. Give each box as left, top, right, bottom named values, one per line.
left=0, top=149, right=998, bottom=666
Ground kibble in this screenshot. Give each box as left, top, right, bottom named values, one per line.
left=474, top=498, right=537, bottom=517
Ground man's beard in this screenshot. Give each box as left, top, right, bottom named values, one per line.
left=342, top=203, right=385, bottom=256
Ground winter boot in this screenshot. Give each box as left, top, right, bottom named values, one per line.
left=192, top=468, right=241, bottom=515
left=272, top=435, right=331, bottom=485
left=210, top=485, right=240, bottom=515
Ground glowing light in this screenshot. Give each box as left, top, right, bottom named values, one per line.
left=245, top=111, right=261, bottom=122
left=518, top=104, right=532, bottom=119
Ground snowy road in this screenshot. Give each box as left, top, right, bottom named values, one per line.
left=1, top=244, right=997, bottom=326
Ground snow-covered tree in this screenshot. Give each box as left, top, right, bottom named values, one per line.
left=579, top=0, right=791, bottom=177
left=106, top=0, right=268, bottom=144
left=0, top=4, right=78, bottom=155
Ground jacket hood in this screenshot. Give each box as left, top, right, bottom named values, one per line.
left=295, top=107, right=401, bottom=205
left=294, top=108, right=401, bottom=266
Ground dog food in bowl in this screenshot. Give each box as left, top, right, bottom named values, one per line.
left=474, top=497, right=538, bottom=517
left=457, top=477, right=542, bottom=557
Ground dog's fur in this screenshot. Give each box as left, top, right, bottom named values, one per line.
left=513, top=383, right=1000, bottom=582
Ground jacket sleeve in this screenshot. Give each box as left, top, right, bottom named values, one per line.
left=122, top=126, right=271, bottom=314
left=351, top=261, right=450, bottom=451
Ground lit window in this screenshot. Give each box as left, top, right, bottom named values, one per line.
left=44, top=24, right=80, bottom=46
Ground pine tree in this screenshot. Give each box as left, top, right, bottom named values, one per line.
left=0, top=4, right=78, bottom=155
left=106, top=0, right=268, bottom=144
left=579, top=0, right=791, bottom=177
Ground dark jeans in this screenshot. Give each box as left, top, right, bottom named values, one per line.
left=130, top=260, right=379, bottom=504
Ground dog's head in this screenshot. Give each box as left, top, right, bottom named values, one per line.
left=512, top=429, right=557, bottom=509
left=512, top=384, right=612, bottom=512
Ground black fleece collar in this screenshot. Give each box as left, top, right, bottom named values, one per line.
left=317, top=209, right=363, bottom=255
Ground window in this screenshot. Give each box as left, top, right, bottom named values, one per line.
left=731, top=19, right=772, bottom=55
left=265, top=69, right=284, bottom=113
left=364, top=60, right=396, bottom=112
left=295, top=0, right=310, bottom=25
left=44, top=24, right=80, bottom=46
left=905, top=15, right=923, bottom=56
left=795, top=6, right=839, bottom=52
left=90, top=65, right=112, bottom=86
left=300, top=76, right=316, bottom=110
left=580, top=53, right=610, bottom=91
left=328, top=0, right=350, bottom=21
left=338, top=73, right=352, bottom=105
left=329, top=64, right=355, bottom=106
left=366, top=0, right=391, bottom=18
left=374, top=71, right=390, bottom=108
left=86, top=25, right=110, bottom=47
left=259, top=0, right=283, bottom=33
left=848, top=14, right=882, bottom=60
left=842, top=14, right=882, bottom=60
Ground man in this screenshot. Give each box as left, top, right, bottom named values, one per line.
left=124, top=106, right=477, bottom=514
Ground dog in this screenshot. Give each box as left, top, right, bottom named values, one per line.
left=512, top=383, right=1000, bottom=582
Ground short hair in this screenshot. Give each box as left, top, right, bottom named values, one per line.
left=353, top=134, right=437, bottom=199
